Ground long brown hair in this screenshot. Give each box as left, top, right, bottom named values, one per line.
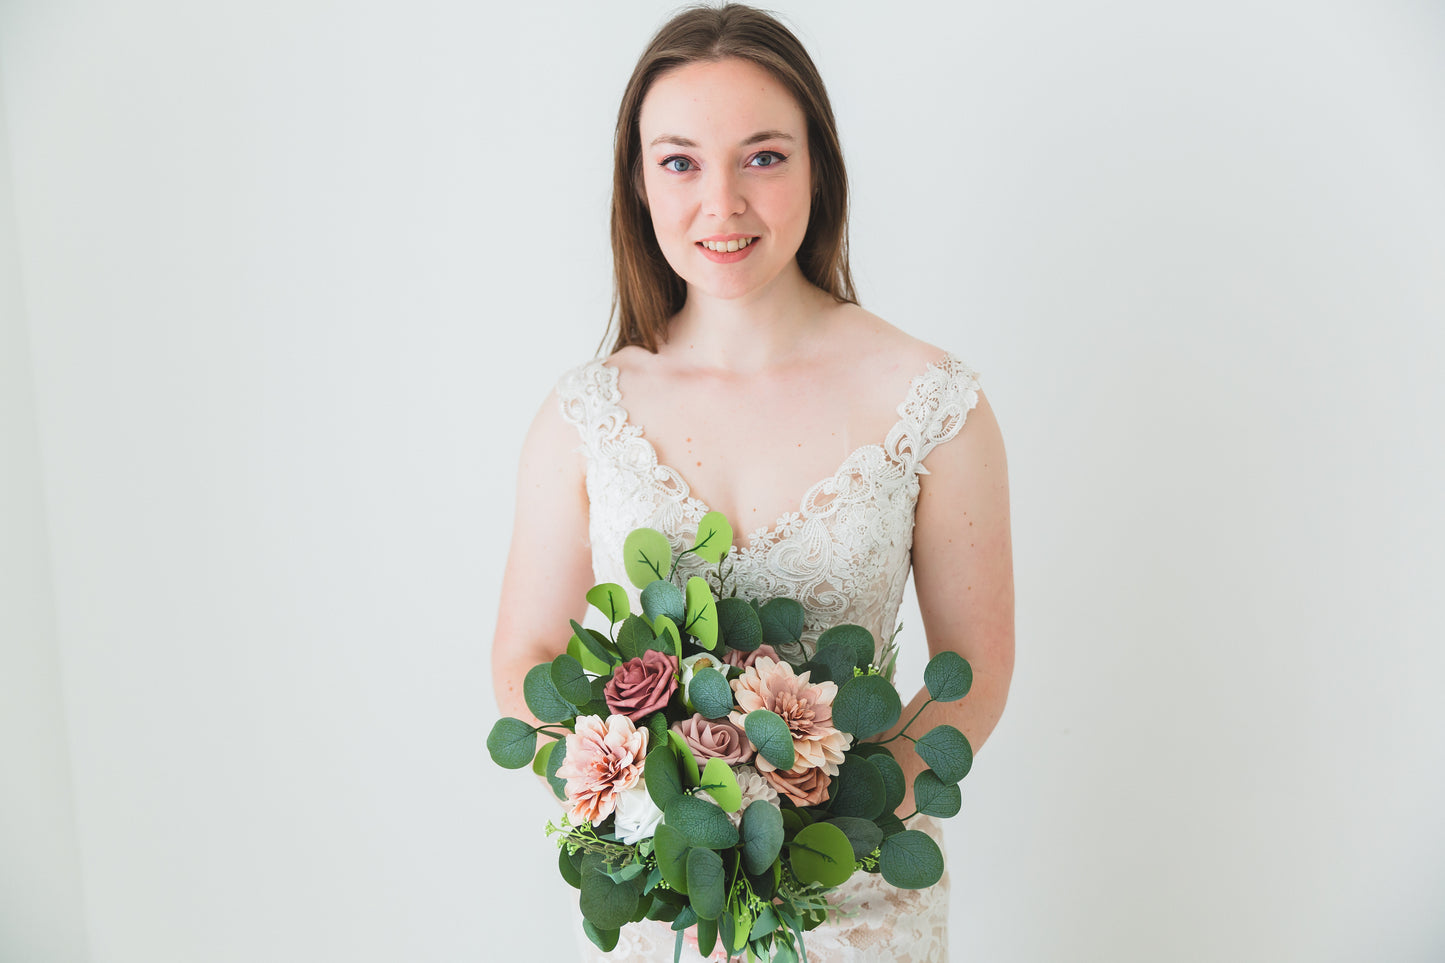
left=601, top=3, right=857, bottom=356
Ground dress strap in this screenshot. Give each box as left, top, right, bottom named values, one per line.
left=884, top=353, right=982, bottom=476
left=555, top=358, right=621, bottom=460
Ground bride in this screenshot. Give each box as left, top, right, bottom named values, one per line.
left=492, top=4, right=1014, bottom=960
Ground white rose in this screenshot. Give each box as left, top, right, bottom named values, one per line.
left=614, top=784, right=665, bottom=844
left=678, top=652, right=728, bottom=712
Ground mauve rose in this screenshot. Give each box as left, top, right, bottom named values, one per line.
left=672, top=713, right=753, bottom=773
left=604, top=649, right=679, bottom=722
left=763, top=761, right=833, bottom=807
left=723, top=644, right=780, bottom=671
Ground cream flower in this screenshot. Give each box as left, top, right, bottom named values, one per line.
left=714, top=765, right=781, bottom=828
left=729, top=656, right=852, bottom=775
left=613, top=783, right=665, bottom=844
left=554, top=714, right=648, bottom=825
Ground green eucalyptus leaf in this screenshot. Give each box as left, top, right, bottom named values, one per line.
left=570, top=619, right=619, bottom=668
left=667, top=730, right=702, bottom=786
left=485, top=717, right=536, bottom=769
left=823, top=816, right=884, bottom=861
left=695, top=914, right=719, bottom=956
left=653, top=824, right=691, bottom=894
left=582, top=920, right=619, bottom=953
left=545, top=739, right=568, bottom=799
left=586, top=582, right=631, bottom=624
left=687, top=848, right=726, bottom=920
left=743, top=710, right=796, bottom=770
left=558, top=845, right=583, bottom=889
left=787, top=822, right=856, bottom=888
left=523, top=663, right=577, bottom=723
left=623, top=528, right=673, bottom=589
left=715, top=597, right=762, bottom=652
left=913, top=770, right=963, bottom=818
left=832, top=674, right=902, bottom=739
left=914, top=724, right=973, bottom=783
left=665, top=795, right=739, bottom=850
left=697, top=756, right=741, bottom=812
left=616, top=614, right=654, bottom=663
left=691, top=510, right=734, bottom=563
left=579, top=853, right=643, bottom=929
left=758, top=597, right=805, bottom=646
left=878, top=829, right=944, bottom=889
left=670, top=902, right=698, bottom=931
left=530, top=737, right=556, bottom=777
left=875, top=813, right=905, bottom=839
left=683, top=576, right=719, bottom=650
left=644, top=744, right=685, bottom=810
left=653, top=616, right=683, bottom=660
left=641, top=579, right=686, bottom=626
left=805, top=645, right=854, bottom=684
left=688, top=666, right=734, bottom=720
left=550, top=653, right=593, bottom=705
left=816, top=624, right=876, bottom=672
left=567, top=631, right=612, bottom=675
left=866, top=751, right=906, bottom=814
left=828, top=755, right=886, bottom=820
left=740, top=800, right=784, bottom=875
left=923, top=650, right=973, bottom=703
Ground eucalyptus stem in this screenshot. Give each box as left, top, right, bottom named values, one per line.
left=868, top=699, right=934, bottom=746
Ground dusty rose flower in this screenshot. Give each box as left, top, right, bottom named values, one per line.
left=763, top=761, right=833, bottom=807
left=728, top=655, right=852, bottom=775
left=604, top=649, right=679, bottom=722
left=554, top=714, right=648, bottom=825
left=722, top=644, right=780, bottom=671
left=672, top=714, right=753, bottom=773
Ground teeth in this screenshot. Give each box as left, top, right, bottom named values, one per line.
left=702, top=237, right=754, bottom=252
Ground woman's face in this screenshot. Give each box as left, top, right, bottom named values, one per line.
left=637, top=57, right=813, bottom=303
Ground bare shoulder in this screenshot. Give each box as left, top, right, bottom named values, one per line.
left=821, top=302, right=956, bottom=403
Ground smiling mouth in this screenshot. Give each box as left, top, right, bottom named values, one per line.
left=699, top=237, right=757, bottom=253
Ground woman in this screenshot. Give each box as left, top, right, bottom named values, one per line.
left=492, top=4, right=1014, bottom=960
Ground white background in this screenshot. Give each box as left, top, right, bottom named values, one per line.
left=3, top=1, right=1443, bottom=961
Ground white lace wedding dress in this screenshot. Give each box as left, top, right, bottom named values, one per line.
left=555, top=352, right=982, bottom=963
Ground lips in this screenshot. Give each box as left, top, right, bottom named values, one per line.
left=696, top=236, right=759, bottom=263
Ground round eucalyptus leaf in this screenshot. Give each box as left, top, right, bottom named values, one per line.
left=523, top=663, right=577, bottom=723
left=644, top=745, right=684, bottom=810
left=740, top=799, right=785, bottom=875
left=683, top=576, right=719, bottom=650
left=558, top=845, right=583, bottom=889
left=716, top=597, right=762, bottom=652
left=570, top=619, right=619, bottom=668
left=580, top=854, right=643, bottom=929
left=582, top=920, right=619, bottom=953
left=923, top=650, right=973, bottom=703
left=665, top=794, right=739, bottom=850
left=653, top=824, right=691, bottom=894
left=688, top=666, right=735, bottom=720
left=550, top=653, right=593, bottom=705
left=866, top=751, right=906, bottom=815
left=545, top=739, right=568, bottom=800
left=530, top=737, right=555, bottom=777
left=697, top=756, right=742, bottom=812
left=828, top=755, right=886, bottom=820
left=914, top=724, right=973, bottom=783
left=823, top=816, right=884, bottom=861
left=787, top=822, right=856, bottom=888
left=641, top=579, right=685, bottom=625
left=913, top=770, right=963, bottom=818
left=806, top=645, right=855, bottom=684
left=758, top=597, right=805, bottom=646
left=832, top=674, right=902, bottom=739
left=743, top=710, right=796, bottom=770
left=623, top=528, right=673, bottom=588
left=615, top=614, right=654, bottom=662
left=485, top=717, right=536, bottom=769
left=691, top=511, right=734, bottom=564
left=687, top=848, right=726, bottom=920
left=816, top=624, right=875, bottom=671
left=585, top=582, right=631, bottom=624
left=878, top=829, right=944, bottom=889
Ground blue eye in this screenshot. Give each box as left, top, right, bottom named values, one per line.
left=749, top=151, right=786, bottom=168
left=661, top=156, right=695, bottom=173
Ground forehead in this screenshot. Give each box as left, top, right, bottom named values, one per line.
left=639, top=57, right=806, bottom=145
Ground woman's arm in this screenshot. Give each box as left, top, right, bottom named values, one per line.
left=490, top=389, right=597, bottom=729
left=880, top=386, right=1015, bottom=816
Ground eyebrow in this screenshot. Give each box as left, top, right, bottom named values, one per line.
left=648, top=129, right=797, bottom=149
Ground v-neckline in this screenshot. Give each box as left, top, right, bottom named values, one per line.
left=595, top=354, right=955, bottom=553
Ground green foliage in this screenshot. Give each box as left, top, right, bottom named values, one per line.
left=545, top=740, right=568, bottom=799
left=828, top=755, right=886, bottom=820
left=579, top=853, right=644, bottom=929
left=823, top=816, right=884, bottom=862
left=666, top=731, right=702, bottom=786
left=567, top=630, right=612, bottom=675
left=623, top=528, right=672, bottom=589
left=691, top=510, right=734, bottom=563
left=530, top=738, right=555, bottom=777
left=688, top=666, right=734, bottom=719
left=653, top=824, right=690, bottom=894
left=698, top=757, right=742, bottom=812
left=652, top=616, right=683, bottom=660
left=878, top=829, right=944, bottom=889
left=582, top=920, right=619, bottom=953
left=875, top=813, right=905, bottom=839
left=803, top=646, right=853, bottom=684
left=644, top=745, right=684, bottom=810
left=570, top=619, right=618, bottom=668
left=816, top=624, right=875, bottom=671
left=914, top=724, right=973, bottom=783
left=641, top=579, right=685, bottom=625
left=741, top=800, right=785, bottom=875
left=687, top=848, right=726, bottom=920
left=759, top=597, right=805, bottom=646
left=912, top=770, right=963, bottom=818
left=924, top=650, right=973, bottom=702
left=665, top=795, right=739, bottom=850
left=485, top=717, right=536, bottom=769
left=523, top=663, right=577, bottom=723
left=715, top=597, right=762, bottom=652
left=787, top=822, right=856, bottom=888
left=832, top=674, right=902, bottom=739
left=684, top=576, right=719, bottom=649
left=866, top=751, right=906, bottom=814
left=615, top=614, right=654, bottom=662
left=586, top=582, right=631, bottom=624
left=743, top=710, right=796, bottom=770
left=557, top=845, right=582, bottom=889
left=550, top=653, right=593, bottom=705
left=695, top=915, right=718, bottom=956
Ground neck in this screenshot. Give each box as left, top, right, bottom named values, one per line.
left=663, top=261, right=833, bottom=373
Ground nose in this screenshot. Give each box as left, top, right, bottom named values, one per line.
left=701, top=166, right=746, bottom=219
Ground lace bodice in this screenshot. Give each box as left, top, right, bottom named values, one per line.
left=555, top=351, right=981, bottom=963
left=556, top=353, right=982, bottom=670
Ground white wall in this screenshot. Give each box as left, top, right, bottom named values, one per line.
left=3, top=0, right=1442, bottom=960
left=0, top=41, right=91, bottom=963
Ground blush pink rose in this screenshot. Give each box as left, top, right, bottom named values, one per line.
left=554, top=714, right=648, bottom=825
left=762, top=761, right=833, bottom=807
left=672, top=713, right=753, bottom=773
left=723, top=644, right=780, bottom=671
left=604, top=649, right=679, bottom=722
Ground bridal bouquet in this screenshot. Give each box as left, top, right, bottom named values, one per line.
left=487, top=512, right=974, bottom=962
